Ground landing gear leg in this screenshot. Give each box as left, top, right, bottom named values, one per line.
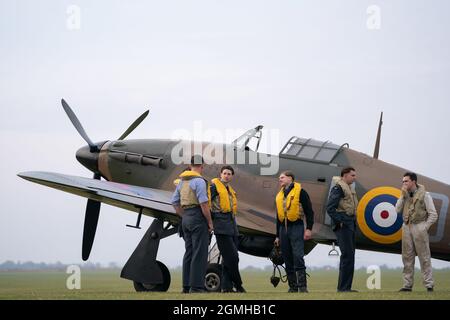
left=205, top=240, right=223, bottom=292
left=120, top=217, right=178, bottom=292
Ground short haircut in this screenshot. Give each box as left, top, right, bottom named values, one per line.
left=190, top=155, right=204, bottom=167
left=280, top=170, right=295, bottom=181
left=341, top=167, right=355, bottom=177
left=220, top=165, right=234, bottom=175
left=404, top=172, right=418, bottom=183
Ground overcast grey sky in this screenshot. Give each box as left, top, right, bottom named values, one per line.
left=1, top=0, right=449, bottom=270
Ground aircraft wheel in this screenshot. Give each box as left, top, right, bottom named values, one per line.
left=133, top=260, right=171, bottom=292
left=205, top=263, right=222, bottom=292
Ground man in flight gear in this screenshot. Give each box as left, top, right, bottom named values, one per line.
left=396, top=172, right=438, bottom=292
left=210, top=165, right=246, bottom=293
left=326, top=167, right=358, bottom=292
left=274, top=171, right=314, bottom=293
left=171, top=155, right=213, bottom=293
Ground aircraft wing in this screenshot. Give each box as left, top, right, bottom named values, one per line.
left=17, top=171, right=179, bottom=223
left=18, top=171, right=277, bottom=236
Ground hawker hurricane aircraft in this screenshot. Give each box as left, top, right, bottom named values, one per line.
left=18, top=100, right=450, bottom=292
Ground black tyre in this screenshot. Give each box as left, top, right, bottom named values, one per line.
left=133, top=260, right=171, bottom=292
left=205, top=263, right=222, bottom=292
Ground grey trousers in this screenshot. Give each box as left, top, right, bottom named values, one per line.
left=216, top=234, right=242, bottom=290
left=402, top=221, right=434, bottom=289
left=279, top=221, right=306, bottom=275
left=182, top=207, right=209, bottom=289
left=335, top=222, right=355, bottom=292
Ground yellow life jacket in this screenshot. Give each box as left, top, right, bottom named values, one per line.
left=179, top=170, right=211, bottom=207
left=211, top=178, right=237, bottom=214
left=276, top=182, right=303, bottom=223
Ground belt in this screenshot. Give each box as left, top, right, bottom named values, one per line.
left=281, top=218, right=303, bottom=226
left=182, top=204, right=200, bottom=210
left=405, top=219, right=425, bottom=225
left=212, top=211, right=234, bottom=219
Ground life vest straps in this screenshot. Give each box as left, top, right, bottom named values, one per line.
left=211, top=178, right=237, bottom=214
left=179, top=170, right=211, bottom=207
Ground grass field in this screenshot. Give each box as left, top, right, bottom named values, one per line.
left=1, top=269, right=449, bottom=300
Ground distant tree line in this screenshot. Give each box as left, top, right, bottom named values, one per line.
left=0, top=261, right=122, bottom=271
left=1, top=261, right=447, bottom=271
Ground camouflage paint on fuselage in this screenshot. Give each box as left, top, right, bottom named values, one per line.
left=92, top=139, right=450, bottom=261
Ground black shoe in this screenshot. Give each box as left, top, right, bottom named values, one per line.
left=190, top=287, right=208, bottom=293
left=295, top=270, right=308, bottom=293
left=287, top=273, right=297, bottom=293
left=235, top=286, right=246, bottom=293
left=222, top=288, right=235, bottom=293
left=338, top=289, right=358, bottom=293
left=427, top=287, right=434, bottom=292
left=399, top=287, right=412, bottom=292
left=181, top=287, right=190, bottom=294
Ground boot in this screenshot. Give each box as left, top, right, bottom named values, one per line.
left=287, top=273, right=298, bottom=293
left=297, top=270, right=308, bottom=293
left=235, top=285, right=246, bottom=293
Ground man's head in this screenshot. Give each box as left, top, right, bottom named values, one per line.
left=402, top=172, right=418, bottom=192
left=341, top=167, right=356, bottom=185
left=220, top=165, right=234, bottom=183
left=190, top=155, right=204, bottom=173
left=279, top=170, right=295, bottom=188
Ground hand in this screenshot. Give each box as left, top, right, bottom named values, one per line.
left=274, top=237, right=280, bottom=247
left=401, top=186, right=408, bottom=197
left=208, top=221, right=214, bottom=234
left=304, top=229, right=312, bottom=240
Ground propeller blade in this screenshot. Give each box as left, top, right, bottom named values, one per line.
left=118, top=110, right=149, bottom=140
left=81, top=172, right=102, bottom=261
left=61, top=98, right=97, bottom=151
left=82, top=199, right=101, bottom=261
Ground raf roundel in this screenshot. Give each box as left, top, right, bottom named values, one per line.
left=357, top=187, right=403, bottom=244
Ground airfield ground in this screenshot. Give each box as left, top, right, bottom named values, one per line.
left=1, top=269, right=449, bottom=300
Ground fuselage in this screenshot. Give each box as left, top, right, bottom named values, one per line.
left=77, top=138, right=450, bottom=261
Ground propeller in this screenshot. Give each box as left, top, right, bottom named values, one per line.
left=82, top=172, right=101, bottom=261
left=60, top=98, right=149, bottom=260
left=118, top=110, right=150, bottom=140
left=61, top=99, right=98, bottom=152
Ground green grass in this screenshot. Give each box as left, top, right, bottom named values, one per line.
left=1, top=269, right=449, bottom=300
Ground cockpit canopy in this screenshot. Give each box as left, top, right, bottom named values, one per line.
left=231, top=126, right=348, bottom=164
left=279, top=136, right=348, bottom=164
left=232, top=125, right=264, bottom=152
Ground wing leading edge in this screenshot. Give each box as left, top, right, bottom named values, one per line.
left=17, top=171, right=178, bottom=223
left=18, top=171, right=277, bottom=236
